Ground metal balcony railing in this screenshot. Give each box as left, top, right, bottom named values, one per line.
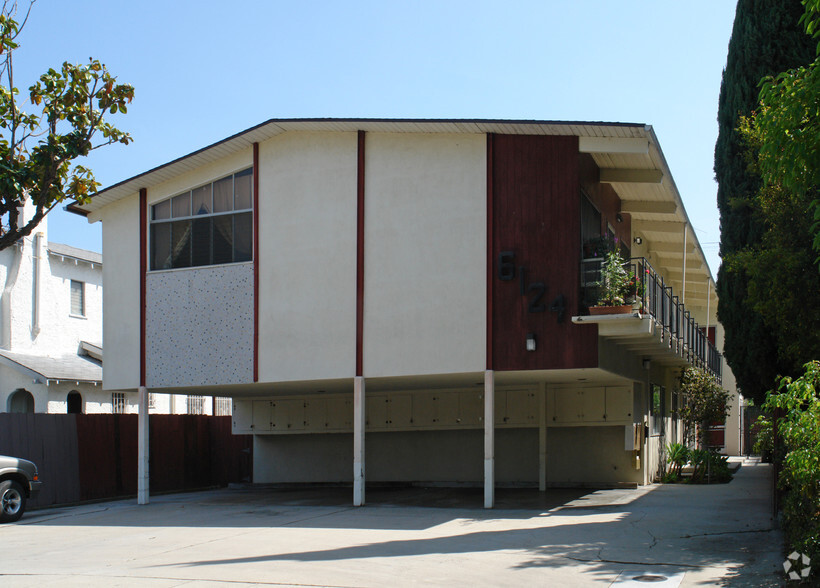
left=580, top=256, right=722, bottom=382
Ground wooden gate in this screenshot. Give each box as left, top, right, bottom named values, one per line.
left=0, top=413, right=252, bottom=508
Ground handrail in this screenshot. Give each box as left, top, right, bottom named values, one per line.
left=580, top=256, right=722, bottom=382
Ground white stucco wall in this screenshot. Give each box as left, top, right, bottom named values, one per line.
left=363, top=133, right=486, bottom=377
left=257, top=132, right=358, bottom=383
left=0, top=364, right=113, bottom=414
left=546, top=426, right=643, bottom=486
left=253, top=428, right=538, bottom=485
left=0, top=228, right=102, bottom=357
left=97, top=193, right=141, bottom=391
left=716, top=322, right=742, bottom=455
left=43, top=254, right=102, bottom=351
left=0, top=208, right=106, bottom=413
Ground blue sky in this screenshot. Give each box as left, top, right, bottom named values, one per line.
left=17, top=0, right=737, bottom=275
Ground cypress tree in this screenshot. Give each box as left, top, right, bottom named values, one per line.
left=715, top=0, right=815, bottom=404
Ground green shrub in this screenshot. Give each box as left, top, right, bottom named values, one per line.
left=751, top=414, right=774, bottom=461
left=666, top=442, right=690, bottom=478
left=660, top=471, right=680, bottom=484
left=677, top=367, right=733, bottom=449
left=764, top=361, right=820, bottom=581
left=689, top=448, right=733, bottom=484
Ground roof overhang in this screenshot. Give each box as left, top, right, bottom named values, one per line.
left=0, top=350, right=102, bottom=386
left=67, top=117, right=716, bottom=295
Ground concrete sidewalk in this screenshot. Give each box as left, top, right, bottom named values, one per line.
left=0, top=459, right=782, bottom=587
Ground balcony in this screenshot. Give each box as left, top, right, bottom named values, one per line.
left=573, top=257, right=722, bottom=382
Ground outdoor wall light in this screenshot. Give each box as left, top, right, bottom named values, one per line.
left=526, top=333, right=536, bottom=352
left=634, top=236, right=643, bottom=245
left=642, top=358, right=651, bottom=370
left=616, top=213, right=624, bottom=223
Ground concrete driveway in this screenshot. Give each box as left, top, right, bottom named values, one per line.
left=0, top=459, right=782, bottom=587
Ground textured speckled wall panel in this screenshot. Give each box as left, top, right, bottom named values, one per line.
left=146, top=263, right=253, bottom=387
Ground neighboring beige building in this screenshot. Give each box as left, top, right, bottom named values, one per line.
left=71, top=119, right=739, bottom=506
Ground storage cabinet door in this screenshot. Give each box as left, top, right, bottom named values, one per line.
left=413, top=393, right=436, bottom=427
left=458, top=390, right=483, bottom=426
left=252, top=400, right=272, bottom=431
left=434, top=392, right=460, bottom=426
left=551, top=389, right=583, bottom=423
left=366, top=395, right=388, bottom=429
left=272, top=399, right=305, bottom=431
left=232, top=399, right=254, bottom=433
left=493, top=389, right=507, bottom=425
left=325, top=396, right=352, bottom=430
left=389, top=394, right=414, bottom=428
left=505, top=389, right=537, bottom=425
left=303, top=398, right=325, bottom=430
left=581, top=387, right=606, bottom=422
left=605, top=387, right=633, bottom=423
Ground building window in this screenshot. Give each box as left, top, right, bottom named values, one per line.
left=214, top=397, right=232, bottom=416
left=8, top=389, right=34, bottom=413
left=67, top=391, right=83, bottom=414
left=112, top=392, right=126, bottom=414
left=70, top=280, right=85, bottom=316
left=580, top=192, right=603, bottom=258
left=150, top=168, right=253, bottom=271
left=650, top=384, right=665, bottom=436
left=187, top=395, right=205, bottom=415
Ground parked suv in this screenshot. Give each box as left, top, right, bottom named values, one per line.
left=0, top=455, right=42, bottom=522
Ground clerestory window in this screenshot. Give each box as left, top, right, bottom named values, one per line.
left=150, top=168, right=253, bottom=270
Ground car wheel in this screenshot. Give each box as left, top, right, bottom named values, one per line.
left=0, top=480, right=26, bottom=523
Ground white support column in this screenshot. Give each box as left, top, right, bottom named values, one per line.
left=484, top=370, right=495, bottom=509
left=353, top=376, right=366, bottom=506
left=138, top=386, right=150, bottom=505
left=539, top=382, right=547, bottom=492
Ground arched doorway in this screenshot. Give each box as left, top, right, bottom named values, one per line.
left=8, top=389, right=34, bottom=413
left=67, top=391, right=83, bottom=414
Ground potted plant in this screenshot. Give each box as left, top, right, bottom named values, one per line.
left=625, top=272, right=646, bottom=311
left=582, top=235, right=615, bottom=259
left=589, top=250, right=635, bottom=315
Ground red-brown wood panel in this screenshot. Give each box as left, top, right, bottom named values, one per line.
left=76, top=414, right=120, bottom=500
left=149, top=415, right=185, bottom=491
left=491, top=134, right=597, bottom=371
left=1, top=413, right=252, bottom=507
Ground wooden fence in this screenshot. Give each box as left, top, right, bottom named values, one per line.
left=0, top=413, right=252, bottom=508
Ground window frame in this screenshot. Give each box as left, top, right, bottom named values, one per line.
left=149, top=168, right=253, bottom=272
left=112, top=392, right=126, bottom=414
left=214, top=396, right=232, bottom=416
left=187, top=394, right=206, bottom=415
left=650, top=383, right=666, bottom=436
left=70, top=280, right=85, bottom=317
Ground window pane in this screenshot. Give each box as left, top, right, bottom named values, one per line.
left=191, top=217, right=212, bottom=266
left=151, top=222, right=172, bottom=270
left=213, top=176, right=233, bottom=213
left=172, top=193, right=191, bottom=218
left=192, top=185, right=211, bottom=215
left=152, top=200, right=171, bottom=220
left=212, top=215, right=233, bottom=264
left=171, top=220, right=192, bottom=268
left=234, top=168, right=253, bottom=210
left=70, top=280, right=85, bottom=316
left=234, top=212, right=252, bottom=262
